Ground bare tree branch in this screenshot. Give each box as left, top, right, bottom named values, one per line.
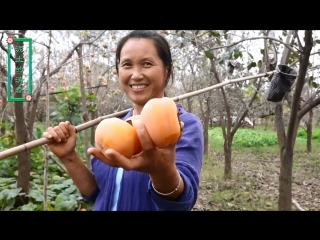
left=294, top=30, right=304, bottom=51
left=0, top=33, right=16, bottom=62
left=298, top=97, right=320, bottom=120
left=208, top=36, right=300, bottom=58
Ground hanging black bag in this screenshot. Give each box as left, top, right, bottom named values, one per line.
left=267, top=64, right=297, bottom=102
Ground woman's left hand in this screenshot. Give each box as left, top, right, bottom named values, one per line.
left=87, top=120, right=185, bottom=199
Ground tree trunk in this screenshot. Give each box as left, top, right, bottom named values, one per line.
left=306, top=109, right=313, bottom=153
left=275, top=104, right=286, bottom=160
left=223, top=135, right=232, bottom=180
left=203, top=99, right=210, bottom=156
left=0, top=82, right=7, bottom=135
left=278, top=30, right=313, bottom=210
left=11, top=30, right=30, bottom=207
left=209, top=59, right=233, bottom=179
left=76, top=44, right=90, bottom=168
left=43, top=30, right=52, bottom=211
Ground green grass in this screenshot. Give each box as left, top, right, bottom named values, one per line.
left=208, top=126, right=320, bottom=152
left=297, top=127, right=320, bottom=140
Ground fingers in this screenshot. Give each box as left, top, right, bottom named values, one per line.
left=88, top=147, right=134, bottom=169
left=134, top=120, right=184, bottom=151
left=104, top=149, right=136, bottom=171
left=43, top=121, right=76, bottom=143
left=64, top=121, right=77, bottom=137
left=134, top=120, right=154, bottom=151
left=87, top=147, right=113, bottom=165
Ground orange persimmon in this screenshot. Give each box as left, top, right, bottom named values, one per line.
left=95, top=117, right=142, bottom=159
left=140, top=97, right=181, bottom=149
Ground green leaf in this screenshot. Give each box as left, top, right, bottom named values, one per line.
left=247, top=52, right=254, bottom=59
left=63, top=179, right=74, bottom=186
left=59, top=200, right=78, bottom=211
left=50, top=111, right=59, bottom=117
left=4, top=197, right=15, bottom=211
left=234, top=49, right=242, bottom=59
left=7, top=188, right=22, bottom=199
left=309, top=76, right=314, bottom=82
left=282, top=30, right=287, bottom=37
left=0, top=178, right=15, bottom=185
left=0, top=189, right=10, bottom=199
left=64, top=185, right=77, bottom=195
left=35, top=127, right=43, bottom=139
left=210, top=31, right=220, bottom=37
left=312, top=81, right=318, bottom=88
left=28, top=190, right=44, bottom=202
left=204, top=51, right=213, bottom=60
left=46, top=202, right=55, bottom=211
left=316, top=40, right=320, bottom=44
left=52, top=175, right=65, bottom=182
left=54, top=194, right=78, bottom=211
left=49, top=183, right=65, bottom=191
left=247, top=62, right=257, bottom=70
left=20, top=202, right=38, bottom=211
left=216, top=38, right=221, bottom=45
left=258, top=60, right=263, bottom=68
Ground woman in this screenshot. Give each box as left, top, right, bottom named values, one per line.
left=43, top=30, right=204, bottom=211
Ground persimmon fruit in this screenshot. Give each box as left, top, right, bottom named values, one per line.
left=95, top=117, right=142, bottom=159
left=140, top=97, right=181, bottom=149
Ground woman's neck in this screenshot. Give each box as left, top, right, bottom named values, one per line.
left=132, top=105, right=143, bottom=116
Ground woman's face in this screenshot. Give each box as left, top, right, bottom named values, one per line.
left=118, top=38, right=167, bottom=108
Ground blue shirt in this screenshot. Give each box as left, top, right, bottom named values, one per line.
left=82, top=103, right=204, bottom=211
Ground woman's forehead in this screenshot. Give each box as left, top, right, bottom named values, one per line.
left=120, top=38, right=158, bottom=59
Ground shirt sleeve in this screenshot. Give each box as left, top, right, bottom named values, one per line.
left=147, top=111, right=204, bottom=211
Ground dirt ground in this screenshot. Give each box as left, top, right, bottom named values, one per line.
left=193, top=150, right=320, bottom=211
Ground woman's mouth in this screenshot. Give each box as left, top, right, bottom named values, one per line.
left=130, top=84, right=149, bottom=91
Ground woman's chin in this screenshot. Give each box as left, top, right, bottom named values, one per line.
left=129, top=96, right=149, bottom=106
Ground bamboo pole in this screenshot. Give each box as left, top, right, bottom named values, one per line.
left=0, top=70, right=275, bottom=160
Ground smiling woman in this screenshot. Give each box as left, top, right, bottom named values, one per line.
left=42, top=30, right=204, bottom=211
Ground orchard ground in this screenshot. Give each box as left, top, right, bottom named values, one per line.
left=193, top=126, right=320, bottom=211
left=1, top=124, right=320, bottom=211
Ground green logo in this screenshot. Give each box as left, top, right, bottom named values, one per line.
left=7, top=37, right=33, bottom=102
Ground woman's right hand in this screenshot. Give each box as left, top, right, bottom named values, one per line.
left=42, top=121, right=77, bottom=160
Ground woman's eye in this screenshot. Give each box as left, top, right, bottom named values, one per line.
left=143, top=62, right=152, bottom=66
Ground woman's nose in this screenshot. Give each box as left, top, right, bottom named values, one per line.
left=131, top=66, right=143, bottom=79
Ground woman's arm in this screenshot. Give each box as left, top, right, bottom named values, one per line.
left=60, top=150, right=98, bottom=198
left=148, top=110, right=204, bottom=210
